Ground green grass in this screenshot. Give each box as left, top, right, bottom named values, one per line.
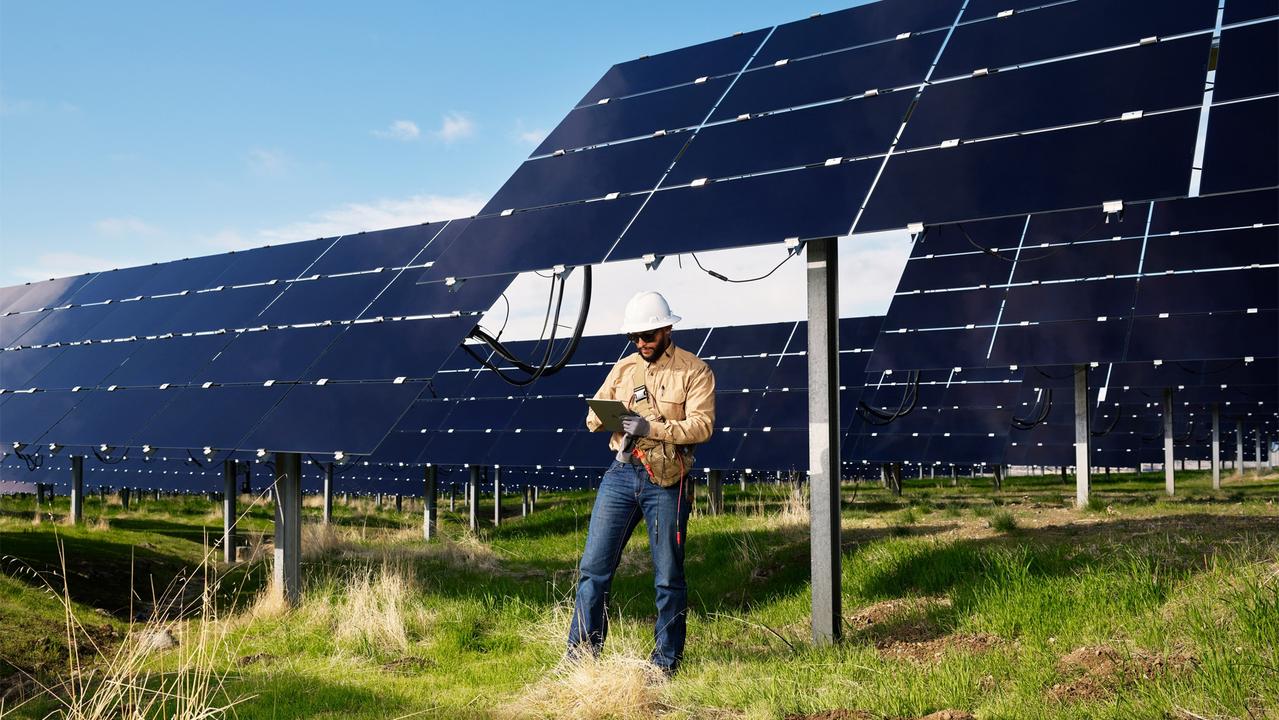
left=2, top=469, right=1277, bottom=719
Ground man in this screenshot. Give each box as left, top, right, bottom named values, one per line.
left=568, top=291, right=716, bottom=676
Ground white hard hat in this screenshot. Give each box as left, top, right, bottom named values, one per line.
left=620, top=291, right=682, bottom=334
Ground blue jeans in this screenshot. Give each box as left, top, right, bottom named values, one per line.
left=568, top=461, right=692, bottom=671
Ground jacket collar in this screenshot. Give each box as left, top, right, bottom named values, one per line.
left=640, top=340, right=678, bottom=371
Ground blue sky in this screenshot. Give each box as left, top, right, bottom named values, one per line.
left=1, top=0, right=904, bottom=336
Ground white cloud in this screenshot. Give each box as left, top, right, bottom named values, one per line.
left=8, top=251, right=145, bottom=284
left=254, top=193, right=486, bottom=243
left=247, top=148, right=288, bottom=177
left=434, top=112, right=475, bottom=143
left=512, top=119, right=547, bottom=147
left=476, top=231, right=913, bottom=342
left=373, top=119, right=421, bottom=141
left=94, top=216, right=159, bottom=237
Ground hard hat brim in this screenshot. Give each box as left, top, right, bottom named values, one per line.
left=620, top=313, right=682, bottom=334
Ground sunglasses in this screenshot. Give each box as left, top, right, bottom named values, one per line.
left=627, top=330, right=662, bottom=343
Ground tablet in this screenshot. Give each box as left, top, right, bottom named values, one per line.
left=586, top=399, right=636, bottom=433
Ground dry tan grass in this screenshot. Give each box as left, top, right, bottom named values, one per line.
left=243, top=582, right=289, bottom=623
left=301, top=521, right=355, bottom=559
left=502, top=653, right=672, bottom=720
left=332, top=563, right=416, bottom=655
left=769, top=482, right=810, bottom=527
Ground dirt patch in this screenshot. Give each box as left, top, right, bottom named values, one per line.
left=847, top=597, right=950, bottom=644
left=877, top=633, right=1003, bottom=664
left=1049, top=644, right=1197, bottom=702
left=237, top=652, right=275, bottom=667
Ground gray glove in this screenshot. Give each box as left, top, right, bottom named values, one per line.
left=621, top=415, right=650, bottom=437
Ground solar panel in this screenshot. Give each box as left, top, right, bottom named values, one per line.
left=199, top=325, right=344, bottom=385
left=1222, top=0, right=1279, bottom=24
left=1001, top=279, right=1136, bottom=322
left=305, top=223, right=445, bottom=277
left=1148, top=188, right=1278, bottom=233
left=132, top=254, right=240, bottom=298
left=136, top=385, right=290, bottom=450
left=899, top=35, right=1210, bottom=150
left=933, top=0, right=1216, bottom=79
left=2, top=275, right=95, bottom=314
left=210, top=238, right=332, bottom=287
left=699, top=321, right=796, bottom=356
left=665, top=93, right=912, bottom=184
left=1, top=346, right=63, bottom=389
left=9, top=304, right=118, bottom=347
left=989, top=317, right=1130, bottom=365
left=1141, top=227, right=1278, bottom=271
left=1199, top=97, right=1279, bottom=194
left=1212, top=21, right=1279, bottom=102
left=576, top=29, right=769, bottom=106
left=883, top=287, right=1004, bottom=329
left=242, top=381, right=427, bottom=455
left=40, top=387, right=173, bottom=448
left=256, top=273, right=394, bottom=325
left=537, top=77, right=730, bottom=154
left=710, top=33, right=941, bottom=119
left=22, top=342, right=137, bottom=390
left=104, top=334, right=229, bottom=388
left=609, top=160, right=878, bottom=261
left=303, top=316, right=479, bottom=383
left=752, top=0, right=962, bottom=68
left=1127, top=311, right=1279, bottom=361
left=857, top=109, right=1201, bottom=232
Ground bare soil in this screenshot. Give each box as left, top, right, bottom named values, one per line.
left=1048, top=644, right=1198, bottom=702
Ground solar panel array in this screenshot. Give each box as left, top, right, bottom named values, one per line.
left=1, top=220, right=512, bottom=458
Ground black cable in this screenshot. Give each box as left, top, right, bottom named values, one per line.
left=94, top=448, right=128, bottom=465
left=1011, top=389, right=1053, bottom=430
left=463, top=272, right=567, bottom=387
left=14, top=448, right=43, bottom=472
left=477, top=293, right=511, bottom=341
left=857, top=371, right=920, bottom=426
left=690, top=251, right=796, bottom=283
left=185, top=450, right=204, bottom=468
left=956, top=216, right=1103, bottom=264
left=1091, top=407, right=1122, bottom=437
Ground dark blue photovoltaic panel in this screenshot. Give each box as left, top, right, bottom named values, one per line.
left=577, top=29, right=769, bottom=106
left=712, top=33, right=941, bottom=119
left=1213, top=21, right=1279, bottom=102
left=667, top=93, right=911, bottom=184
left=1143, top=227, right=1279, bottom=272
left=397, top=399, right=455, bottom=432
left=753, top=0, right=962, bottom=68
left=715, top=392, right=760, bottom=428
left=751, top=391, right=807, bottom=428
left=1127, top=311, right=1278, bottom=360
left=418, top=431, right=500, bottom=466
left=900, top=36, right=1210, bottom=149
left=136, top=385, right=290, bottom=450
left=103, top=335, right=228, bottom=387
left=199, top=326, right=342, bottom=385
left=481, top=134, right=687, bottom=214
left=731, top=430, right=806, bottom=470
left=87, top=285, right=280, bottom=340
left=611, top=161, right=878, bottom=260
left=365, top=271, right=511, bottom=318
left=0, top=391, right=81, bottom=445
left=962, top=0, right=1068, bottom=19
left=211, top=238, right=332, bottom=287
left=243, top=382, right=426, bottom=454
left=558, top=432, right=614, bottom=468
left=304, top=315, right=476, bottom=382
left=364, top=431, right=429, bottom=464
left=41, top=387, right=173, bottom=447
left=3, top=275, right=95, bottom=313
left=509, top=396, right=587, bottom=431
left=1149, top=189, right=1278, bottom=233
left=896, top=253, right=1010, bottom=291
left=515, top=364, right=608, bottom=398
left=426, top=196, right=646, bottom=281
left=1002, top=279, right=1136, bottom=322
left=692, top=429, right=745, bottom=468
left=133, top=254, right=238, bottom=298
left=256, top=273, right=392, bottom=325
left=1135, top=268, right=1278, bottom=314
left=543, top=334, right=630, bottom=365
left=1011, top=240, right=1142, bottom=282
left=440, top=398, right=522, bottom=432
left=0, top=286, right=32, bottom=314
left=910, top=216, right=1027, bottom=255
left=701, top=322, right=795, bottom=356
left=67, top=266, right=159, bottom=305
left=704, top=357, right=778, bottom=391
left=869, top=326, right=994, bottom=371
left=1025, top=202, right=1151, bottom=243
left=928, top=433, right=1009, bottom=463
left=839, top=316, right=887, bottom=350
left=24, top=342, right=137, bottom=390
left=464, top=368, right=532, bottom=400
left=989, top=318, right=1130, bottom=365
left=1224, top=0, right=1278, bottom=23
left=486, top=431, right=576, bottom=467
left=538, top=77, right=730, bottom=154
left=1, top=309, right=48, bottom=347
left=883, top=287, right=1004, bottom=329
left=858, top=110, right=1200, bottom=232
left=11, top=304, right=118, bottom=347
left=1, top=347, right=62, bottom=389
left=306, top=224, right=445, bottom=276
left=1200, top=97, right=1279, bottom=194
left=934, top=0, right=1216, bottom=78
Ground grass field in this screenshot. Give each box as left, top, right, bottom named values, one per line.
left=1, top=468, right=1276, bottom=719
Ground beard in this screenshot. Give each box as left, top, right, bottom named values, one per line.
left=641, top=335, right=671, bottom=363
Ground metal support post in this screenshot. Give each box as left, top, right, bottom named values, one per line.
left=468, top=466, right=480, bottom=532
left=36, top=483, right=46, bottom=506
left=449, top=484, right=456, bottom=511
left=223, top=459, right=238, bottom=563
left=395, top=493, right=403, bottom=513
left=323, top=463, right=334, bottom=525
left=708, top=470, right=723, bottom=516
left=423, top=466, right=438, bottom=541
left=493, top=467, right=502, bottom=527
left=120, top=486, right=130, bottom=511
left=993, top=465, right=1003, bottom=491
left=1060, top=465, right=1067, bottom=484
left=273, top=452, right=302, bottom=606
left=1163, top=388, right=1175, bottom=497
left=1236, top=420, right=1244, bottom=476
left=521, top=484, right=530, bottom=517
left=1255, top=431, right=1262, bottom=474
left=70, top=456, right=84, bottom=525
left=1073, top=365, right=1091, bottom=508
left=806, top=236, right=841, bottom=645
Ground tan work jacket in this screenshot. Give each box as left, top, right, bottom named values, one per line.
left=585, top=341, right=716, bottom=451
